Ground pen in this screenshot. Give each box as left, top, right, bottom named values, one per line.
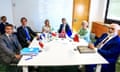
left=25, top=56, right=32, bottom=61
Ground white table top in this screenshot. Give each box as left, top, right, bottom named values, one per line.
left=18, top=38, right=108, bottom=66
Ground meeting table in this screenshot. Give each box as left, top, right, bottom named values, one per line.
left=18, top=35, right=108, bottom=72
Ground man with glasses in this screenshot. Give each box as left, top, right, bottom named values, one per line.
left=86, top=24, right=120, bottom=72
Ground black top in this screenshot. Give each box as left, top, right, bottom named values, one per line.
left=17, top=26, right=37, bottom=47
left=0, top=22, right=9, bottom=34
left=58, top=24, right=71, bottom=33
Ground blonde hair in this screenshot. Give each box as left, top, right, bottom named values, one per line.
left=81, top=20, right=88, bottom=27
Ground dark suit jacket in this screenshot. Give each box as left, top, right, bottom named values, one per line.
left=95, top=33, right=120, bottom=63
left=58, top=24, right=71, bottom=33
left=0, top=34, right=22, bottom=64
left=0, top=22, right=9, bottom=34
left=17, top=26, right=37, bottom=48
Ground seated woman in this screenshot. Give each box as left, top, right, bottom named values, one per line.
left=78, top=20, right=91, bottom=42
left=42, top=19, right=51, bottom=33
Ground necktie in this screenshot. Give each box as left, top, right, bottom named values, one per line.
left=8, top=35, right=17, bottom=51
left=8, top=35, right=19, bottom=54
left=102, top=37, right=109, bottom=44
left=96, top=36, right=110, bottom=48
left=8, top=35, right=13, bottom=43
left=24, top=27, right=31, bottom=41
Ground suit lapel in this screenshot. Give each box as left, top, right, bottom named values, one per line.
left=2, top=34, right=15, bottom=52
left=102, top=36, right=118, bottom=49
left=3, top=34, right=12, bottom=44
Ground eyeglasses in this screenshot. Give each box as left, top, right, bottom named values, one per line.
left=109, top=27, right=115, bottom=30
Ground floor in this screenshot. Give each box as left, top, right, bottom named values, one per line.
left=0, top=60, right=120, bottom=72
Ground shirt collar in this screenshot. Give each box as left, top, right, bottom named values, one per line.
left=22, top=26, right=27, bottom=28
left=107, top=33, right=117, bottom=38
left=5, top=33, right=12, bottom=37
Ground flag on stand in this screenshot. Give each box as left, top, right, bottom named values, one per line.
left=51, top=32, right=57, bottom=37
left=66, top=29, right=72, bottom=38
left=39, top=33, right=45, bottom=40
left=39, top=41, right=44, bottom=48
left=73, top=34, right=79, bottom=42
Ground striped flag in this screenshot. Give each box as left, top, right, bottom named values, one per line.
left=39, top=41, right=44, bottom=48
left=66, top=29, right=72, bottom=38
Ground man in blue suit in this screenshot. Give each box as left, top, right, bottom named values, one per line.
left=86, top=24, right=120, bottom=72
left=58, top=18, right=72, bottom=37
left=0, top=16, right=9, bottom=35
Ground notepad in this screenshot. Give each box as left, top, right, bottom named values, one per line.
left=77, top=46, right=95, bottom=53
left=21, top=47, right=40, bottom=55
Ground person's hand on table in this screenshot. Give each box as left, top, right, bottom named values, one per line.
left=88, top=43, right=98, bottom=52
left=15, top=54, right=22, bottom=59
left=88, top=43, right=95, bottom=49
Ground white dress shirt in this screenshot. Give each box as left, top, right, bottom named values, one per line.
left=62, top=24, right=66, bottom=31
left=97, top=34, right=116, bottom=49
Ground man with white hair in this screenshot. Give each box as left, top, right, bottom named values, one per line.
left=86, top=24, right=120, bottom=72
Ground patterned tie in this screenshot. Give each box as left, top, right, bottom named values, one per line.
left=8, top=35, right=19, bottom=53
left=8, top=35, right=13, bottom=43
left=96, top=35, right=110, bottom=48
left=24, top=27, right=31, bottom=41
left=8, top=35, right=16, bottom=50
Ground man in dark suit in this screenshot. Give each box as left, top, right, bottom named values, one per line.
left=17, top=17, right=37, bottom=48
left=86, top=24, right=120, bottom=72
left=0, top=24, right=22, bottom=72
left=0, top=16, right=9, bottom=35
left=58, top=18, right=72, bottom=37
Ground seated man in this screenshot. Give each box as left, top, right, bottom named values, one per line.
left=0, top=16, right=9, bottom=35
left=17, top=17, right=38, bottom=48
left=0, top=24, right=22, bottom=72
left=58, top=18, right=72, bottom=38
left=86, top=24, right=120, bottom=72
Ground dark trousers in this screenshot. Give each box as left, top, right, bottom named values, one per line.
left=5, top=65, right=22, bottom=72
left=38, top=66, right=81, bottom=72
left=85, top=63, right=116, bottom=72
left=5, top=57, right=22, bottom=72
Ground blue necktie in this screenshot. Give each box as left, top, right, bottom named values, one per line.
left=24, top=27, right=31, bottom=41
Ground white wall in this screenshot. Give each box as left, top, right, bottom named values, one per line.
left=89, top=0, right=107, bottom=30
left=89, top=0, right=107, bottom=22
left=0, top=0, right=13, bottom=24
left=12, top=0, right=40, bottom=31
left=12, top=0, right=73, bottom=32
left=0, top=0, right=107, bottom=32
left=97, top=0, right=107, bottom=22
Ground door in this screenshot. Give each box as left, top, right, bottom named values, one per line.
left=72, top=0, right=90, bottom=32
